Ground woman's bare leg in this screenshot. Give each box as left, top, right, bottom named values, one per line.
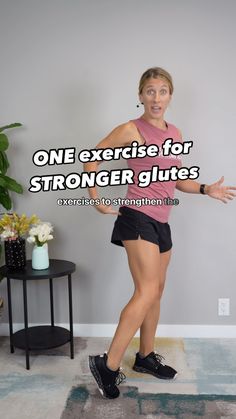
left=139, top=249, right=172, bottom=356
left=106, top=239, right=161, bottom=371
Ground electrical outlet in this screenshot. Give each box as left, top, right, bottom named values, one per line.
left=218, top=298, right=230, bottom=316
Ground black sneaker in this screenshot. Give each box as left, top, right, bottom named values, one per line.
left=88, top=352, right=126, bottom=399
left=132, top=351, right=177, bottom=380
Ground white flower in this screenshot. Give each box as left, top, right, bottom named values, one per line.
left=28, top=226, right=39, bottom=237
left=27, top=221, right=54, bottom=245
left=27, top=236, right=36, bottom=243
left=0, top=229, right=16, bottom=240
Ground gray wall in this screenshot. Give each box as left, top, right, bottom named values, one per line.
left=0, top=0, right=235, bottom=327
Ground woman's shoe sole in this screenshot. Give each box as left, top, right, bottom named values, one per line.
left=132, top=365, right=178, bottom=380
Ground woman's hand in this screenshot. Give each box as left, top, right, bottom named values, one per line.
left=206, top=176, right=236, bottom=203
left=96, top=204, right=121, bottom=215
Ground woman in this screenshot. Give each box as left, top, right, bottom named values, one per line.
left=85, top=67, right=236, bottom=399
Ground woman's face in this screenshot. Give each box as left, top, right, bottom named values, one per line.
left=139, top=77, right=172, bottom=120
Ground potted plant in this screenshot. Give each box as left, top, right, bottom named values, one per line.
left=0, top=123, right=24, bottom=318
left=0, top=213, right=39, bottom=270
left=0, top=123, right=24, bottom=211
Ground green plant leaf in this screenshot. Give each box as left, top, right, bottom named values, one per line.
left=0, top=151, right=9, bottom=174
left=0, top=187, right=12, bottom=210
left=0, top=177, right=7, bottom=188
left=0, top=174, right=23, bottom=193
left=0, top=123, right=22, bottom=133
left=0, top=123, right=23, bottom=214
left=0, top=134, right=9, bottom=152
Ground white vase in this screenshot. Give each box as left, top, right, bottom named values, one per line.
left=32, top=243, right=49, bottom=270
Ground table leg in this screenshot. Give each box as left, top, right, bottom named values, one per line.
left=49, top=278, right=54, bottom=326
left=6, top=276, right=14, bottom=353
left=23, top=277, right=30, bottom=370
left=68, top=273, right=74, bottom=359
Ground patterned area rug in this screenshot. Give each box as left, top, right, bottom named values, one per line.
left=62, top=385, right=236, bottom=418
left=0, top=336, right=236, bottom=418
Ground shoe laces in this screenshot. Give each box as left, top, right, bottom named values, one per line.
left=153, top=351, right=165, bottom=365
left=115, top=367, right=126, bottom=385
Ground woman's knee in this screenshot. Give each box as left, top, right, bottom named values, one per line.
left=135, top=284, right=161, bottom=306
left=120, top=284, right=160, bottom=319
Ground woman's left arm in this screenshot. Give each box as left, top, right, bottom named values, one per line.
left=175, top=128, right=236, bottom=203
left=176, top=177, right=236, bottom=203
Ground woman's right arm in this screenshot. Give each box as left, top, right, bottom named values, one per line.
left=83, top=121, right=136, bottom=214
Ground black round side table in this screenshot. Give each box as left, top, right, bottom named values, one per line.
left=0, top=259, right=76, bottom=370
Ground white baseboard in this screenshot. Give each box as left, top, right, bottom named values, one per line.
left=0, top=323, right=235, bottom=338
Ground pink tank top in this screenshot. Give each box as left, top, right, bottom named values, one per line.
left=124, top=117, right=182, bottom=223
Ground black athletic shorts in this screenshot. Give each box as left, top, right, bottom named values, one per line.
left=111, top=206, right=172, bottom=253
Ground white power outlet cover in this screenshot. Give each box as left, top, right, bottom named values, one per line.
left=218, top=298, right=230, bottom=316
